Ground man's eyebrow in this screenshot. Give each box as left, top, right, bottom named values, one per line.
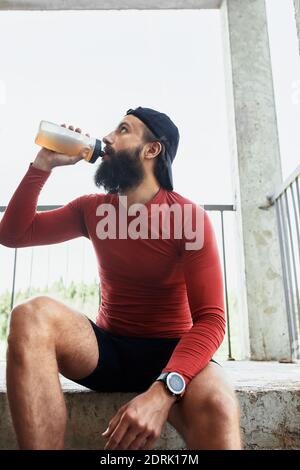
left=117, top=121, right=132, bottom=130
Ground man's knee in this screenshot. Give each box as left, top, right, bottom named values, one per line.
left=8, top=296, right=56, bottom=349
left=204, top=390, right=240, bottom=425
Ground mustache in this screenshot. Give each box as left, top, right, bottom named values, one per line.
left=104, top=146, right=114, bottom=155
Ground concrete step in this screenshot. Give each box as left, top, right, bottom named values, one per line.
left=0, top=361, right=299, bottom=449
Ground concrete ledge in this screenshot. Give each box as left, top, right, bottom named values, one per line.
left=0, top=0, right=222, bottom=11
left=0, top=361, right=300, bottom=449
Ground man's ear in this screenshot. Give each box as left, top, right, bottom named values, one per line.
left=144, top=141, right=162, bottom=160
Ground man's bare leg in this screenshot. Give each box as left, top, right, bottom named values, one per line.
left=167, top=362, right=242, bottom=449
left=6, top=295, right=99, bottom=450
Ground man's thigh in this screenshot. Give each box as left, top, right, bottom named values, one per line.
left=16, top=295, right=99, bottom=382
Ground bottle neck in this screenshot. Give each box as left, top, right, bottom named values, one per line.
left=88, top=138, right=103, bottom=163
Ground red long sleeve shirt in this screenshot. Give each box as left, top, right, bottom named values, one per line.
left=0, top=162, right=226, bottom=386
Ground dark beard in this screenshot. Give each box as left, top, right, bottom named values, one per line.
left=93, top=145, right=145, bottom=194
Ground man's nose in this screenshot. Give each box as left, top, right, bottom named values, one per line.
left=103, top=133, right=114, bottom=145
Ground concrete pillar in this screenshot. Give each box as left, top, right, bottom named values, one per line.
left=294, top=0, right=300, bottom=52
left=220, top=0, right=291, bottom=360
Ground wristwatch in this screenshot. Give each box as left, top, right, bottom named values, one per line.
left=155, top=372, right=186, bottom=402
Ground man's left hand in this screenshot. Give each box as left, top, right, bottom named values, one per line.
left=101, top=382, right=177, bottom=450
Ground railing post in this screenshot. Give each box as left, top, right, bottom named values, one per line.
left=10, top=248, right=18, bottom=310
left=220, top=210, right=234, bottom=360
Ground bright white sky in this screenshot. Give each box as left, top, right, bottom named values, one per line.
left=0, top=0, right=298, bottom=208
left=0, top=0, right=299, bottom=301
left=0, top=8, right=231, bottom=206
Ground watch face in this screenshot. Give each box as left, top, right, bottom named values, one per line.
left=167, top=373, right=185, bottom=393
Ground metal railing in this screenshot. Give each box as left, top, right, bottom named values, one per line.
left=0, top=203, right=236, bottom=359
left=263, top=165, right=300, bottom=360
left=203, top=204, right=236, bottom=360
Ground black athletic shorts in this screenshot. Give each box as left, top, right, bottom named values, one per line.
left=73, top=318, right=221, bottom=393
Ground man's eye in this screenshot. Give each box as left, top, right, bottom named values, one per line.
left=120, top=126, right=127, bottom=132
